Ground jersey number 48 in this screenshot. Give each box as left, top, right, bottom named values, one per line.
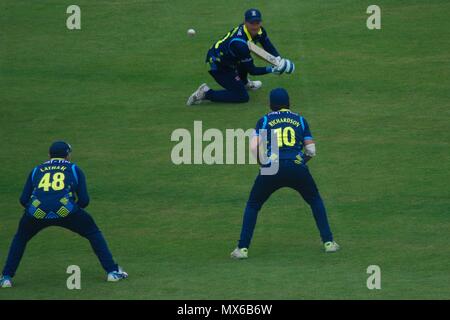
left=38, top=172, right=66, bottom=192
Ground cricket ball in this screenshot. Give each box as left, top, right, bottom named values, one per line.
left=187, top=28, right=196, bottom=37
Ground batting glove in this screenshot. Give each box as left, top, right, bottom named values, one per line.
left=269, top=58, right=295, bottom=75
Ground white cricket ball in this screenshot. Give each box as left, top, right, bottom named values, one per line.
left=187, top=28, right=196, bottom=37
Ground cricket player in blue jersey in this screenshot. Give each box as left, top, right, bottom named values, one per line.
left=187, top=8, right=295, bottom=106
left=0, top=141, right=128, bottom=288
left=231, top=88, right=340, bottom=259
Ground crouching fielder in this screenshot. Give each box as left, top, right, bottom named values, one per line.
left=231, top=88, right=340, bottom=259
left=187, top=8, right=295, bottom=106
left=0, top=141, right=128, bottom=288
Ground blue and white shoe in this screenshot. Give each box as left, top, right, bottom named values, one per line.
left=0, top=275, right=12, bottom=288
left=324, top=241, right=340, bottom=253
left=245, top=79, right=262, bottom=91
left=230, top=247, right=248, bottom=259
left=107, top=266, right=128, bottom=282
left=186, top=83, right=210, bottom=106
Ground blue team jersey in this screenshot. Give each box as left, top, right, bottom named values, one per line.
left=25, top=159, right=81, bottom=219
left=206, top=24, right=279, bottom=71
left=255, top=109, right=313, bottom=162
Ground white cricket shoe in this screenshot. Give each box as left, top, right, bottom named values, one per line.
left=324, top=241, right=340, bottom=253
left=186, top=83, right=210, bottom=106
left=0, top=276, right=12, bottom=288
left=107, top=266, right=128, bottom=282
left=230, top=247, right=248, bottom=259
left=245, top=79, right=262, bottom=91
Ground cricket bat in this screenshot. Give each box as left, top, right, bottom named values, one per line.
left=247, top=41, right=280, bottom=67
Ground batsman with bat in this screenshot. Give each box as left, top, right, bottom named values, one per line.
left=187, top=8, right=295, bottom=106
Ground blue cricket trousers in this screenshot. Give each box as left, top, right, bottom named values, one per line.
left=238, top=160, right=334, bottom=248
left=2, top=209, right=118, bottom=277
left=205, top=64, right=250, bottom=103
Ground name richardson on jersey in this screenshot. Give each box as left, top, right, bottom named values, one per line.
left=268, top=117, right=300, bottom=128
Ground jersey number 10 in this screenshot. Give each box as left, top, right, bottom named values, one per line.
left=274, top=127, right=296, bottom=147
left=38, top=172, right=66, bottom=192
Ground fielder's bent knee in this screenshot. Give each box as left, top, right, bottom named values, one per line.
left=239, top=92, right=250, bottom=103
left=230, top=89, right=249, bottom=103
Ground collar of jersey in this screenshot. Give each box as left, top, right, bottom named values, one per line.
left=279, top=108, right=290, bottom=111
left=50, top=158, right=66, bottom=161
left=243, top=25, right=263, bottom=41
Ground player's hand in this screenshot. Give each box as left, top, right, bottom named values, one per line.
left=271, top=58, right=286, bottom=74
left=271, top=58, right=295, bottom=75
left=275, top=56, right=282, bottom=65
left=284, top=58, right=295, bottom=74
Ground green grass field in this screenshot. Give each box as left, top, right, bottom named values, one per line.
left=0, top=0, right=449, bottom=299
